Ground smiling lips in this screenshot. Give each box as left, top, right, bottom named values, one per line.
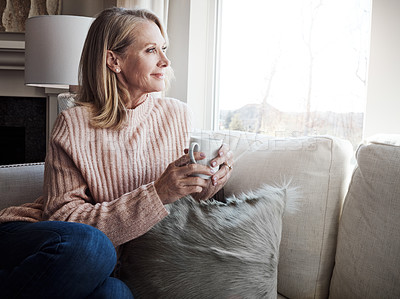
left=151, top=73, right=165, bottom=79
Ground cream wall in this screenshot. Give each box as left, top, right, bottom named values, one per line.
left=165, top=0, right=190, bottom=102
left=364, top=0, right=400, bottom=137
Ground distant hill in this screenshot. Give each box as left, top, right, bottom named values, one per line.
left=219, top=103, right=363, bottom=147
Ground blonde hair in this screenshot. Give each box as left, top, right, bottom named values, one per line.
left=76, top=7, right=170, bottom=129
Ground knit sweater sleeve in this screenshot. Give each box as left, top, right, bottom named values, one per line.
left=42, top=114, right=168, bottom=247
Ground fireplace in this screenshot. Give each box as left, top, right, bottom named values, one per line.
left=1, top=32, right=55, bottom=166
left=0, top=96, right=46, bottom=165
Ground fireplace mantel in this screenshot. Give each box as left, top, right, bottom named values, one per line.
left=0, top=32, right=45, bottom=98
left=0, top=32, right=25, bottom=71
left=0, top=32, right=60, bottom=153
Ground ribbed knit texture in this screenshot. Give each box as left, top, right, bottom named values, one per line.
left=0, top=96, right=191, bottom=247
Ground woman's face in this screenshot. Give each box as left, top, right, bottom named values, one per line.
left=116, top=21, right=170, bottom=102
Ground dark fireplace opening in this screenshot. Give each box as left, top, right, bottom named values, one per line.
left=0, top=126, right=25, bottom=164
left=0, top=96, right=46, bottom=165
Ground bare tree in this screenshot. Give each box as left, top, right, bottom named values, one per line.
left=302, top=0, right=323, bottom=135
left=257, top=54, right=280, bottom=134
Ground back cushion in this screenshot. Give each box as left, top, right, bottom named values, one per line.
left=0, top=163, right=44, bottom=210
left=329, top=135, right=400, bottom=298
left=216, top=132, right=353, bottom=299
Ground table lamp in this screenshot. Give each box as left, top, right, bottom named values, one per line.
left=24, top=15, right=94, bottom=112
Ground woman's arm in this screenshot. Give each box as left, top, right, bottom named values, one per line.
left=42, top=114, right=168, bottom=247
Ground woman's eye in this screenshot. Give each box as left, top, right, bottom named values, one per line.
left=146, top=47, right=167, bottom=54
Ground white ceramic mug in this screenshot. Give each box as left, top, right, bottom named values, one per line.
left=188, top=136, right=223, bottom=179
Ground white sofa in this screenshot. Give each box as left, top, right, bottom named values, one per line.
left=1, top=132, right=399, bottom=299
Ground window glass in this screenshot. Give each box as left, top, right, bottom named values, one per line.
left=216, top=0, right=372, bottom=147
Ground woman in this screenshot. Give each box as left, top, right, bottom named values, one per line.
left=0, top=7, right=233, bottom=298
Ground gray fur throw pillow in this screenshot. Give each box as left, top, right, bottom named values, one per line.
left=120, top=184, right=299, bottom=299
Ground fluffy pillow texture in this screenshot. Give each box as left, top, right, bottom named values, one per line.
left=120, top=184, right=299, bottom=299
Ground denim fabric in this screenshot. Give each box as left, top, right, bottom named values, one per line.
left=0, top=221, right=133, bottom=299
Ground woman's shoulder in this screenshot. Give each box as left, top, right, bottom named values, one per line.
left=56, top=105, right=91, bottom=129
left=60, top=105, right=90, bottom=119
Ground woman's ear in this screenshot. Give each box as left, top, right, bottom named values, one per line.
left=106, top=50, right=121, bottom=73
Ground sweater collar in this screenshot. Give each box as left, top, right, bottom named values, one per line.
left=126, top=94, right=155, bottom=127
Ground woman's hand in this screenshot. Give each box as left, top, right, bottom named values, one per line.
left=154, top=152, right=215, bottom=204
left=189, top=143, right=234, bottom=201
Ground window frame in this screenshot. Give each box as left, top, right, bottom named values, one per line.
left=185, top=0, right=220, bottom=130
left=181, top=0, right=400, bottom=138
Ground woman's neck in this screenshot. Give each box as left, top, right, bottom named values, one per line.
left=126, top=93, right=148, bottom=109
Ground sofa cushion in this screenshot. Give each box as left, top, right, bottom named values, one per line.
left=329, top=135, right=400, bottom=298
left=120, top=184, right=299, bottom=299
left=219, top=133, right=353, bottom=299
left=0, top=163, right=44, bottom=211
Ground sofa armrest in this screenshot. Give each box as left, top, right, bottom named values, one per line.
left=0, top=163, right=44, bottom=210
left=330, top=135, right=400, bottom=298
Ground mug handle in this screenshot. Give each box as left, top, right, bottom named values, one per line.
left=188, top=142, right=199, bottom=164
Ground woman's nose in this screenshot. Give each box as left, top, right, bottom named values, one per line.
left=158, top=52, right=170, bottom=68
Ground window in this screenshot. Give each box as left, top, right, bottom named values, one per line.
left=215, top=0, right=372, bottom=147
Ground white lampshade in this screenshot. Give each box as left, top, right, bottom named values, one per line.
left=25, top=15, right=94, bottom=89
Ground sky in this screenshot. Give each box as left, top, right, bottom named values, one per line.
left=217, top=0, right=372, bottom=113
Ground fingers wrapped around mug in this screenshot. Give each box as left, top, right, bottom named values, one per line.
left=208, top=143, right=234, bottom=186
left=154, top=153, right=214, bottom=204
left=177, top=150, right=206, bottom=167
left=191, top=143, right=234, bottom=201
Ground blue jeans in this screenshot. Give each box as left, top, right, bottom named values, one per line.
left=0, top=221, right=133, bottom=299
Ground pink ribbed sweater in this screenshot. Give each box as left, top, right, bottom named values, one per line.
left=0, top=96, right=190, bottom=247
